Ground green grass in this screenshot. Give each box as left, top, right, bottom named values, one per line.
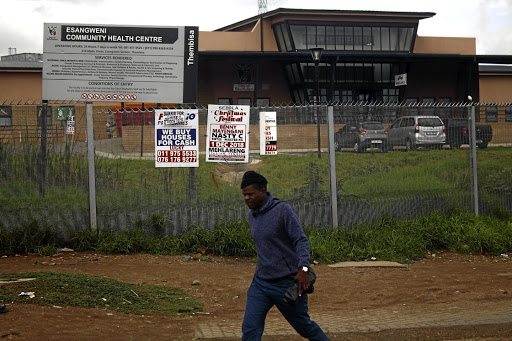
left=0, top=272, right=202, bottom=316
left=1, top=210, right=510, bottom=263
left=2, top=143, right=512, bottom=212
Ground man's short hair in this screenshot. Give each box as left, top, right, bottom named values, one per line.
left=240, top=171, right=268, bottom=189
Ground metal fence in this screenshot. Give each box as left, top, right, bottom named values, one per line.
left=1, top=102, right=511, bottom=234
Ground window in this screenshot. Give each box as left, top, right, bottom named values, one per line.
left=283, top=23, right=415, bottom=52
left=485, top=105, right=498, bottom=122
left=274, top=24, right=286, bottom=51
left=506, top=106, right=512, bottom=122
left=0, top=106, right=12, bottom=127
left=37, top=106, right=53, bottom=126
left=218, top=98, right=232, bottom=105
left=290, top=25, right=306, bottom=50
left=341, top=90, right=352, bottom=102
left=382, top=89, right=399, bottom=103
left=256, top=98, right=270, bottom=107
left=237, top=98, right=251, bottom=106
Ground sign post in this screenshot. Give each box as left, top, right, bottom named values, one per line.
left=42, top=23, right=199, bottom=230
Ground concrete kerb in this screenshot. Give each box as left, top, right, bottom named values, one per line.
left=194, top=302, right=512, bottom=339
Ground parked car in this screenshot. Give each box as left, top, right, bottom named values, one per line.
left=334, top=122, right=388, bottom=153
left=386, top=115, right=446, bottom=151
left=443, top=118, right=493, bottom=149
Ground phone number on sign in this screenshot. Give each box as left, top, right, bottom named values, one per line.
left=157, top=150, right=197, bottom=157
left=157, top=157, right=197, bottom=163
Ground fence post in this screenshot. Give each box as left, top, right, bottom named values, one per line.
left=86, top=102, right=98, bottom=230
left=39, top=100, right=48, bottom=197
left=327, top=105, right=338, bottom=228
left=468, top=99, right=479, bottom=216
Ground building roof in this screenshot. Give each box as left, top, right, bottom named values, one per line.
left=215, top=7, right=436, bottom=32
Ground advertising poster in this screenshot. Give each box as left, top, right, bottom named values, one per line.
left=206, top=105, right=250, bottom=163
left=43, top=23, right=198, bottom=103
left=259, top=111, right=277, bottom=155
left=155, top=109, right=199, bottom=168
left=66, top=111, right=75, bottom=135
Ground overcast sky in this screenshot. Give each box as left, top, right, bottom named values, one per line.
left=2, top=0, right=511, bottom=55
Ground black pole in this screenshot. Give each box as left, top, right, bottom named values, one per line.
left=315, top=61, right=321, bottom=159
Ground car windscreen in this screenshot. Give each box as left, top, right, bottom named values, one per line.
left=361, top=123, right=384, bottom=130
left=418, top=118, right=442, bottom=127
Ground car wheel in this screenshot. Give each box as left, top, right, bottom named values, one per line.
left=382, top=144, right=389, bottom=153
left=405, top=139, right=415, bottom=151
left=334, top=140, right=340, bottom=152
left=477, top=141, right=488, bottom=149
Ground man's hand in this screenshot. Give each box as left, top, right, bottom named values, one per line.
left=294, top=269, right=310, bottom=296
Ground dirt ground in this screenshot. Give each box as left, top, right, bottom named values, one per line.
left=1, top=251, right=512, bottom=341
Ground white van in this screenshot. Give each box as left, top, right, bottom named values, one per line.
left=386, top=116, right=446, bottom=151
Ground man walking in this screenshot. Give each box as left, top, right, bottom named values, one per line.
left=240, top=170, right=329, bottom=341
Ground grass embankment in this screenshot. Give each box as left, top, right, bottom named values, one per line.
left=0, top=272, right=202, bottom=316
left=1, top=209, right=510, bottom=263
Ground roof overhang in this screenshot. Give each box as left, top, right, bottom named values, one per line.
left=199, top=51, right=512, bottom=65
left=216, top=7, right=435, bottom=32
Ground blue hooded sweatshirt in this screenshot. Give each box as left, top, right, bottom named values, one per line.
left=248, top=192, right=311, bottom=280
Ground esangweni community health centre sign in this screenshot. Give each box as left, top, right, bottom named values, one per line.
left=42, top=23, right=198, bottom=103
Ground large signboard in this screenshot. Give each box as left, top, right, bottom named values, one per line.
left=43, top=23, right=198, bottom=103
left=155, top=109, right=199, bottom=168
left=206, top=105, right=250, bottom=163
left=259, top=112, right=277, bottom=155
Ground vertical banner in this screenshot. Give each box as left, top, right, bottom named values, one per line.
left=259, top=111, right=277, bottom=155
left=206, top=105, right=250, bottom=163
left=155, top=109, right=199, bottom=168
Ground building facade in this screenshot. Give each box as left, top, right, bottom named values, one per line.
left=1, top=8, right=512, bottom=147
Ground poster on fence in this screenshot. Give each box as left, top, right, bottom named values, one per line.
left=155, top=109, right=199, bottom=168
left=206, top=104, right=250, bottom=163
left=259, top=111, right=277, bottom=155
left=66, top=112, right=75, bottom=135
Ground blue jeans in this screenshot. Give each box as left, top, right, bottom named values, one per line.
left=242, top=276, right=329, bottom=341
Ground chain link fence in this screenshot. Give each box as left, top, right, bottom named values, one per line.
left=1, top=102, right=511, bottom=234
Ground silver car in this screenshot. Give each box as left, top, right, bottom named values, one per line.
left=386, top=116, right=446, bottom=151
left=334, top=122, right=388, bottom=153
